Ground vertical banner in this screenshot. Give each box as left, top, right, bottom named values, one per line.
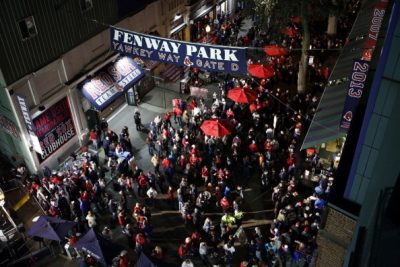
left=361, top=0, right=389, bottom=61
left=340, top=59, right=370, bottom=130
left=33, top=97, right=76, bottom=163
left=110, top=27, right=247, bottom=75
left=15, top=94, right=42, bottom=154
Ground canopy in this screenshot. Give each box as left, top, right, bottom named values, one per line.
left=136, top=252, right=173, bottom=267
left=79, top=56, right=145, bottom=111
left=248, top=63, right=275, bottom=79
left=263, top=45, right=289, bottom=57
left=27, top=216, right=77, bottom=241
left=227, top=87, right=258, bottom=104
left=200, top=119, right=233, bottom=137
left=75, top=229, right=123, bottom=267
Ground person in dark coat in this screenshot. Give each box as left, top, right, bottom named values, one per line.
left=134, top=111, right=142, bottom=131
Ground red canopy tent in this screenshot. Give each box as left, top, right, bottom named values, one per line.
left=200, top=119, right=233, bottom=137
left=264, top=45, right=289, bottom=56
left=227, top=87, right=258, bottom=104
left=248, top=63, right=276, bottom=79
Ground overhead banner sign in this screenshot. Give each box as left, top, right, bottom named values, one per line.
left=79, top=56, right=145, bottom=111
left=110, top=27, right=247, bottom=75
left=33, top=97, right=76, bottom=163
left=15, top=94, right=42, bottom=154
left=340, top=59, right=370, bottom=130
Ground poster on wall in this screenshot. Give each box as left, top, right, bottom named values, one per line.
left=79, top=56, right=145, bottom=111
left=33, top=97, right=76, bottom=163
left=0, top=114, right=20, bottom=140
left=110, top=27, right=247, bottom=75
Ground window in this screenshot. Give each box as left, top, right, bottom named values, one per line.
left=80, top=0, right=93, bottom=12
left=18, top=16, right=38, bottom=40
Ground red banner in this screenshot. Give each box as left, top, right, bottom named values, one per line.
left=33, top=97, right=76, bottom=163
left=362, top=0, right=389, bottom=61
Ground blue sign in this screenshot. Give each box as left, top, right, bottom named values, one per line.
left=79, top=56, right=145, bottom=111
left=340, top=59, right=370, bottom=130
left=110, top=27, right=247, bottom=75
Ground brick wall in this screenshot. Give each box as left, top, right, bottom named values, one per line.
left=316, top=206, right=357, bottom=267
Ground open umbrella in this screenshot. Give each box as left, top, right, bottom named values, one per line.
left=27, top=216, right=77, bottom=241
left=264, top=45, right=289, bottom=56
left=75, top=229, right=123, bottom=267
left=227, top=87, right=258, bottom=104
left=248, top=64, right=275, bottom=79
left=284, top=27, right=298, bottom=37
left=200, top=119, right=233, bottom=137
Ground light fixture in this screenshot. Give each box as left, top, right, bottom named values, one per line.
left=174, top=13, right=182, bottom=21
left=205, top=25, right=211, bottom=33
left=0, top=187, right=4, bottom=204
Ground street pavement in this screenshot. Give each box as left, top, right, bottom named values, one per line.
left=25, top=16, right=267, bottom=267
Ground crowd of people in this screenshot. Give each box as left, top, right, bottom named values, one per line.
left=6, top=1, right=365, bottom=266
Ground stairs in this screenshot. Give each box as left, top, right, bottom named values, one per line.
left=162, top=64, right=187, bottom=82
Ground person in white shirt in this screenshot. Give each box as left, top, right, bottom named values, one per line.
left=146, top=187, right=158, bottom=206
left=86, top=210, right=96, bottom=228
left=199, top=242, right=209, bottom=264
left=223, top=242, right=235, bottom=254
left=181, top=259, right=194, bottom=267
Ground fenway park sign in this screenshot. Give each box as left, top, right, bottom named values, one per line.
left=110, top=27, right=247, bottom=75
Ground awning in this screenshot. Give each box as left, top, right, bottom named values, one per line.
left=79, top=56, right=145, bottom=111
left=170, top=23, right=186, bottom=35
left=301, top=0, right=380, bottom=150
left=301, top=82, right=348, bottom=150
left=192, top=5, right=214, bottom=21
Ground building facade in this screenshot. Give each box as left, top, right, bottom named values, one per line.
left=314, top=0, right=400, bottom=266
left=0, top=0, right=238, bottom=173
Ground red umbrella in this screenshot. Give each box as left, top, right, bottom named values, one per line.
left=292, top=16, right=301, bottom=24
left=264, top=45, right=289, bottom=56
left=248, top=63, right=275, bottom=79
left=284, top=27, right=298, bottom=37
left=249, top=101, right=269, bottom=112
left=227, top=87, right=258, bottom=104
left=200, top=119, right=233, bottom=137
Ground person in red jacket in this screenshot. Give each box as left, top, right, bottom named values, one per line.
left=167, top=186, right=175, bottom=202
left=118, top=250, right=129, bottom=267
left=201, top=166, right=209, bottom=186
left=135, top=232, right=146, bottom=251
left=249, top=140, right=258, bottom=153
left=164, top=111, right=172, bottom=128
left=138, top=172, right=148, bottom=197
left=118, top=209, right=126, bottom=229
left=220, top=196, right=230, bottom=212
